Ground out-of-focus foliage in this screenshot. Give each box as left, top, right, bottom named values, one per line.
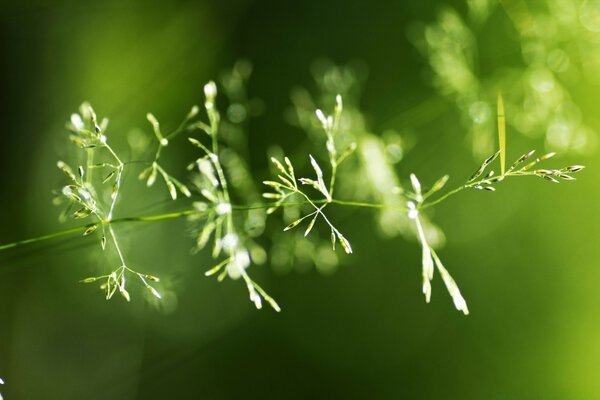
left=411, top=0, right=599, bottom=157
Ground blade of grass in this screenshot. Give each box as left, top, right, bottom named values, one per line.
left=497, top=92, right=506, bottom=176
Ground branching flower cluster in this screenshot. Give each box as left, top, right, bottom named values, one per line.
left=264, top=96, right=354, bottom=255
left=185, top=82, right=279, bottom=311
left=56, top=103, right=161, bottom=302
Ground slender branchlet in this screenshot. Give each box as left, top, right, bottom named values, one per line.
left=138, top=106, right=199, bottom=200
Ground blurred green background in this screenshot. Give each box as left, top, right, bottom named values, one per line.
left=1, top=0, right=599, bottom=398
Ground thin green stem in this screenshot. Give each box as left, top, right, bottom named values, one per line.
left=330, top=199, right=407, bottom=211
left=329, top=163, right=338, bottom=199
left=104, top=142, right=124, bottom=221
left=0, top=225, right=91, bottom=251
left=420, top=185, right=467, bottom=210
left=86, top=149, right=94, bottom=185
left=165, top=116, right=195, bottom=141
left=0, top=184, right=474, bottom=254
left=0, top=210, right=195, bottom=252
left=108, top=225, right=127, bottom=267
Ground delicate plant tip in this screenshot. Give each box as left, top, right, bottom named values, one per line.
left=148, top=286, right=162, bottom=299
left=270, top=157, right=286, bottom=174
left=103, top=170, right=116, bottom=184
left=70, top=113, right=84, bottom=131
left=304, top=214, right=318, bottom=237
left=179, top=184, right=192, bottom=198
left=78, top=166, right=85, bottom=178
left=457, top=299, right=469, bottom=315
left=410, top=173, right=422, bottom=196
left=558, top=174, right=575, bottom=181
left=204, top=81, right=217, bottom=100
left=485, top=150, right=501, bottom=166
left=201, top=189, right=217, bottom=202
left=469, top=150, right=500, bottom=182
left=205, top=268, right=218, bottom=277
left=423, top=279, right=432, bottom=304
left=146, top=113, right=159, bottom=128
left=57, top=161, right=76, bottom=180
left=430, top=174, right=449, bottom=193
left=107, top=287, right=117, bottom=300
left=83, top=224, right=98, bottom=236
left=331, top=229, right=337, bottom=251
left=448, top=283, right=469, bottom=315
left=262, top=193, right=281, bottom=199
left=146, top=166, right=157, bottom=187
left=335, top=94, right=343, bottom=114
left=144, top=275, right=160, bottom=282
left=433, top=254, right=469, bottom=315
left=566, top=165, right=585, bottom=172
left=73, top=207, right=92, bottom=219
left=120, top=288, right=131, bottom=302
left=536, top=169, right=554, bottom=175
left=271, top=157, right=296, bottom=188
left=308, top=154, right=331, bottom=201
left=540, top=152, right=556, bottom=161
left=217, top=268, right=228, bottom=282
left=100, top=236, right=107, bottom=250
left=422, top=248, right=433, bottom=281
left=268, top=298, right=281, bottom=312
left=263, top=180, right=282, bottom=188
left=284, top=157, right=296, bottom=179
left=515, top=150, right=536, bottom=165
left=284, top=219, right=301, bottom=231
left=188, top=137, right=201, bottom=147
left=248, top=285, right=262, bottom=309
left=188, top=105, right=200, bottom=118
left=337, top=233, right=353, bottom=254
left=167, top=181, right=177, bottom=200
left=315, top=109, right=328, bottom=128
left=80, top=277, right=98, bottom=283
left=252, top=294, right=263, bottom=309
left=542, top=175, right=560, bottom=183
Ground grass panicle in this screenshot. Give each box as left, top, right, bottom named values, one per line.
left=0, top=62, right=585, bottom=315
